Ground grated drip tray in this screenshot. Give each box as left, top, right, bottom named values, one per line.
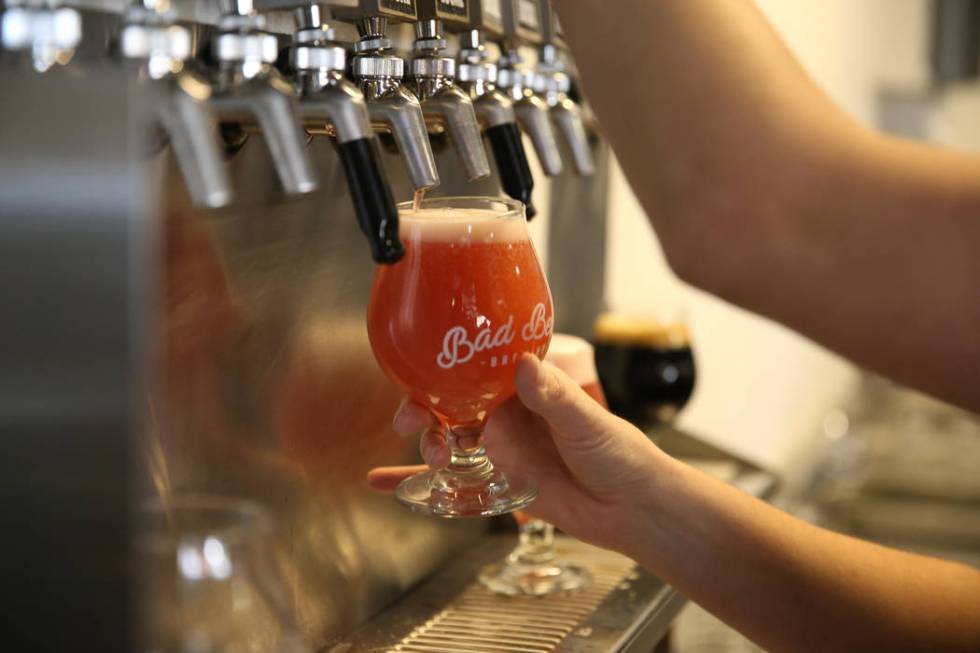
left=390, top=541, right=636, bottom=653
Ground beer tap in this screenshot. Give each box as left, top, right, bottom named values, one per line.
left=409, top=17, right=490, bottom=183
left=494, top=0, right=562, bottom=177
left=534, top=3, right=594, bottom=176
left=0, top=0, right=80, bottom=72
left=347, top=12, right=439, bottom=193
left=210, top=0, right=318, bottom=196
left=409, top=1, right=535, bottom=217
left=456, top=24, right=537, bottom=217
left=287, top=3, right=403, bottom=263
left=119, top=0, right=232, bottom=209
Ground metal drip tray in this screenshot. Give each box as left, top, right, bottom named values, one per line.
left=323, top=535, right=685, bottom=653
left=392, top=540, right=639, bottom=652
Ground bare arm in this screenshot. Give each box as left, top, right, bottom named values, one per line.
left=554, top=0, right=980, bottom=411
left=630, top=450, right=980, bottom=653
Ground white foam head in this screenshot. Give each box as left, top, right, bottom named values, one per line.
left=545, top=333, right=598, bottom=386
left=399, top=207, right=527, bottom=244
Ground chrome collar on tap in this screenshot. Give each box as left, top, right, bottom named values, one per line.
left=290, top=4, right=373, bottom=143
left=119, top=2, right=191, bottom=79
left=1, top=0, right=81, bottom=72
left=214, top=1, right=278, bottom=82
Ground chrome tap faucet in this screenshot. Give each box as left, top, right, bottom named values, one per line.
left=409, top=18, right=490, bottom=182
left=496, top=48, right=562, bottom=177
left=457, top=27, right=537, bottom=217
left=288, top=3, right=403, bottom=264
left=351, top=16, right=439, bottom=192
left=210, top=0, right=318, bottom=196
left=535, top=3, right=594, bottom=176
left=533, top=43, right=594, bottom=176
left=119, top=0, right=232, bottom=209
left=493, top=0, right=562, bottom=177
left=0, top=0, right=80, bottom=72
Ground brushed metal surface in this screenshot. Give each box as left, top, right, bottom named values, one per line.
left=0, top=68, right=154, bottom=653
left=150, top=126, right=491, bottom=647
left=390, top=537, right=640, bottom=652
left=547, top=138, right=610, bottom=339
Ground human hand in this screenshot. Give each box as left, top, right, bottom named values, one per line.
left=367, top=354, right=664, bottom=552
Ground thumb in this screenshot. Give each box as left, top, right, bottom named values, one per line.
left=513, top=354, right=618, bottom=452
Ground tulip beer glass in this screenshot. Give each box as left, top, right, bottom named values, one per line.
left=367, top=196, right=554, bottom=517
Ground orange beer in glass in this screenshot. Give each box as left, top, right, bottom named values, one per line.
left=367, top=197, right=553, bottom=517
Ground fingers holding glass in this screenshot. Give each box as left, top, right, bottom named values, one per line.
left=480, top=334, right=601, bottom=596
left=366, top=465, right=429, bottom=492
left=367, top=425, right=448, bottom=491
left=393, top=399, right=438, bottom=436
left=419, top=427, right=450, bottom=470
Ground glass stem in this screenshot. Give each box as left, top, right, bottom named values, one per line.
left=509, top=519, right=556, bottom=566
left=445, top=422, right=495, bottom=478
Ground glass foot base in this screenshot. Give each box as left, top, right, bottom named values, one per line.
left=478, top=560, right=592, bottom=596
left=395, top=467, right=537, bottom=518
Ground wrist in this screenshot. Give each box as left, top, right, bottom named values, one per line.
left=597, top=442, right=679, bottom=561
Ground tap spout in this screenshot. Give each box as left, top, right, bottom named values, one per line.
left=550, top=97, right=595, bottom=176
left=360, top=77, right=440, bottom=192
left=512, top=92, right=563, bottom=177
left=414, top=81, right=490, bottom=182
left=160, top=74, right=234, bottom=208
left=212, top=73, right=319, bottom=196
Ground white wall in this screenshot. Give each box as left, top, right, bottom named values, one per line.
left=604, top=0, right=933, bottom=471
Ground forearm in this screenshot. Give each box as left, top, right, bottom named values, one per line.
left=554, top=1, right=980, bottom=410
left=552, top=0, right=861, bottom=262
left=624, top=451, right=980, bottom=653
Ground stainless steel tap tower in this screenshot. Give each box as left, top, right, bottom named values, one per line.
left=0, top=1, right=616, bottom=650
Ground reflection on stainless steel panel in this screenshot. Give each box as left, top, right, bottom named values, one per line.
left=150, top=131, right=487, bottom=646
left=139, top=495, right=308, bottom=653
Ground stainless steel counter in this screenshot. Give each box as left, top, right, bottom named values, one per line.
left=324, top=439, right=778, bottom=653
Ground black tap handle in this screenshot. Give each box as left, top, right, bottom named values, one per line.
left=338, top=137, right=405, bottom=264
left=486, top=122, right=537, bottom=220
